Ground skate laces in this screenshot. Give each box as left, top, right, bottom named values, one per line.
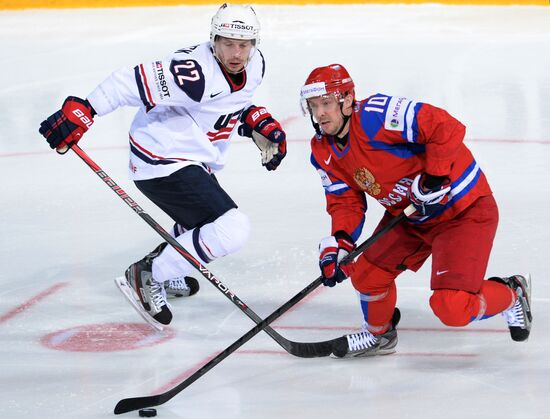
left=347, top=331, right=379, bottom=351
left=167, top=278, right=190, bottom=292
left=503, top=300, right=525, bottom=327
left=149, top=281, right=168, bottom=310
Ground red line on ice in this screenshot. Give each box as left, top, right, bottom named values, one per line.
left=150, top=352, right=219, bottom=395
left=236, top=349, right=478, bottom=358
left=395, top=352, right=478, bottom=358
left=0, top=282, right=68, bottom=324
left=274, top=325, right=507, bottom=333
left=2, top=135, right=549, bottom=159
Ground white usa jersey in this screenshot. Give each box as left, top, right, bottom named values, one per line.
left=87, top=42, right=264, bottom=180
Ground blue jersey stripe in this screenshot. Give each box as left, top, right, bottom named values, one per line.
left=310, top=153, right=321, bottom=169
left=410, top=160, right=482, bottom=224
left=406, top=102, right=421, bottom=143
left=325, top=184, right=351, bottom=196
left=368, top=140, right=425, bottom=159
left=130, top=143, right=177, bottom=166
left=350, top=217, right=365, bottom=242
left=134, top=65, right=154, bottom=111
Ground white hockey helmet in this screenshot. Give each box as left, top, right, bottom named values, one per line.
left=210, top=3, right=260, bottom=46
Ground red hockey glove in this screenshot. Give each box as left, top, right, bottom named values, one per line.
left=319, top=231, right=356, bottom=287
left=238, top=105, right=287, bottom=171
left=39, top=96, right=95, bottom=154
left=409, top=173, right=451, bottom=217
left=239, top=105, right=286, bottom=144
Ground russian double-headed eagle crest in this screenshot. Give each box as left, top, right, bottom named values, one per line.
left=354, top=167, right=381, bottom=195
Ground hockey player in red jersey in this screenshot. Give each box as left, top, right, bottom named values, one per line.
left=38, top=4, right=287, bottom=330
left=301, top=64, right=532, bottom=358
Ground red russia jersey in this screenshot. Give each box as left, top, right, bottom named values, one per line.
left=310, top=93, right=493, bottom=240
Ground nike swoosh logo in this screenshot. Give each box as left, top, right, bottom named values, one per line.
left=436, top=270, right=449, bottom=276
left=324, top=155, right=332, bottom=165
left=210, top=91, right=223, bottom=98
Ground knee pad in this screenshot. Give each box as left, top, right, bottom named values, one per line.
left=153, top=209, right=250, bottom=282
left=199, top=208, right=250, bottom=258
left=430, top=289, right=482, bottom=327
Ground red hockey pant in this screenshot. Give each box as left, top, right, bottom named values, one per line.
left=350, top=195, right=516, bottom=331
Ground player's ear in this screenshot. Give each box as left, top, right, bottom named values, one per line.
left=342, top=93, right=354, bottom=114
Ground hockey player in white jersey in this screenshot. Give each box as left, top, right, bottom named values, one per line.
left=39, top=3, right=287, bottom=328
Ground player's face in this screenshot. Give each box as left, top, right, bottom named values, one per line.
left=214, top=37, right=254, bottom=73
left=308, top=95, right=345, bottom=135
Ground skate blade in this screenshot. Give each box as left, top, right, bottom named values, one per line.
left=114, top=277, right=164, bottom=332
left=523, top=273, right=532, bottom=301
left=522, top=272, right=533, bottom=322
left=165, top=291, right=188, bottom=299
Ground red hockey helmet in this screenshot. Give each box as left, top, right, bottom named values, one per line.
left=300, top=64, right=355, bottom=114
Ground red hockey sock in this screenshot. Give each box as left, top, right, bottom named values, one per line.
left=357, top=283, right=397, bottom=334
left=351, top=258, right=398, bottom=334
left=480, top=279, right=516, bottom=317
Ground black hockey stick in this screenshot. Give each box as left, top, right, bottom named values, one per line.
left=113, top=204, right=414, bottom=414
left=70, top=144, right=334, bottom=358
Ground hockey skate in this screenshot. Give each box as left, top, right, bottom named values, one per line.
left=331, top=307, right=401, bottom=358
left=164, top=277, right=200, bottom=298
left=115, top=243, right=172, bottom=331
left=491, top=274, right=532, bottom=342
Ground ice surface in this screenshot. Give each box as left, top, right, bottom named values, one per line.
left=1, top=4, right=549, bottom=418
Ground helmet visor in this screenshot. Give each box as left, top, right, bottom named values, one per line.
left=300, top=82, right=328, bottom=115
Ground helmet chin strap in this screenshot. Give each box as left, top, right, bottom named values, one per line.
left=334, top=114, right=350, bottom=138
left=333, top=99, right=352, bottom=140
left=310, top=114, right=322, bottom=136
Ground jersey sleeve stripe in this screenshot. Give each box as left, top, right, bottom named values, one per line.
left=350, top=217, right=366, bottom=242
left=411, top=160, right=482, bottom=224
left=325, top=182, right=351, bottom=195
left=134, top=64, right=155, bottom=111
left=310, top=153, right=322, bottom=169
left=258, top=49, right=266, bottom=79
left=139, top=64, right=155, bottom=108
left=449, top=160, right=481, bottom=199
left=405, top=101, right=418, bottom=143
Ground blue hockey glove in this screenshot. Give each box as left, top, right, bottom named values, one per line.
left=39, top=96, right=95, bottom=153
left=409, top=173, right=451, bottom=217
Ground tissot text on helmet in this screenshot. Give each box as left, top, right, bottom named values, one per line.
left=210, top=3, right=260, bottom=44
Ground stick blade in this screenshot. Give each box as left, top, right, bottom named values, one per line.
left=289, top=339, right=336, bottom=358
left=114, top=395, right=162, bottom=415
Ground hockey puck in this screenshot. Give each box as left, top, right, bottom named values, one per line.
left=138, top=408, right=157, bottom=417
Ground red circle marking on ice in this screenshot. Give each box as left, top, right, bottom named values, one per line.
left=40, top=323, right=176, bottom=352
